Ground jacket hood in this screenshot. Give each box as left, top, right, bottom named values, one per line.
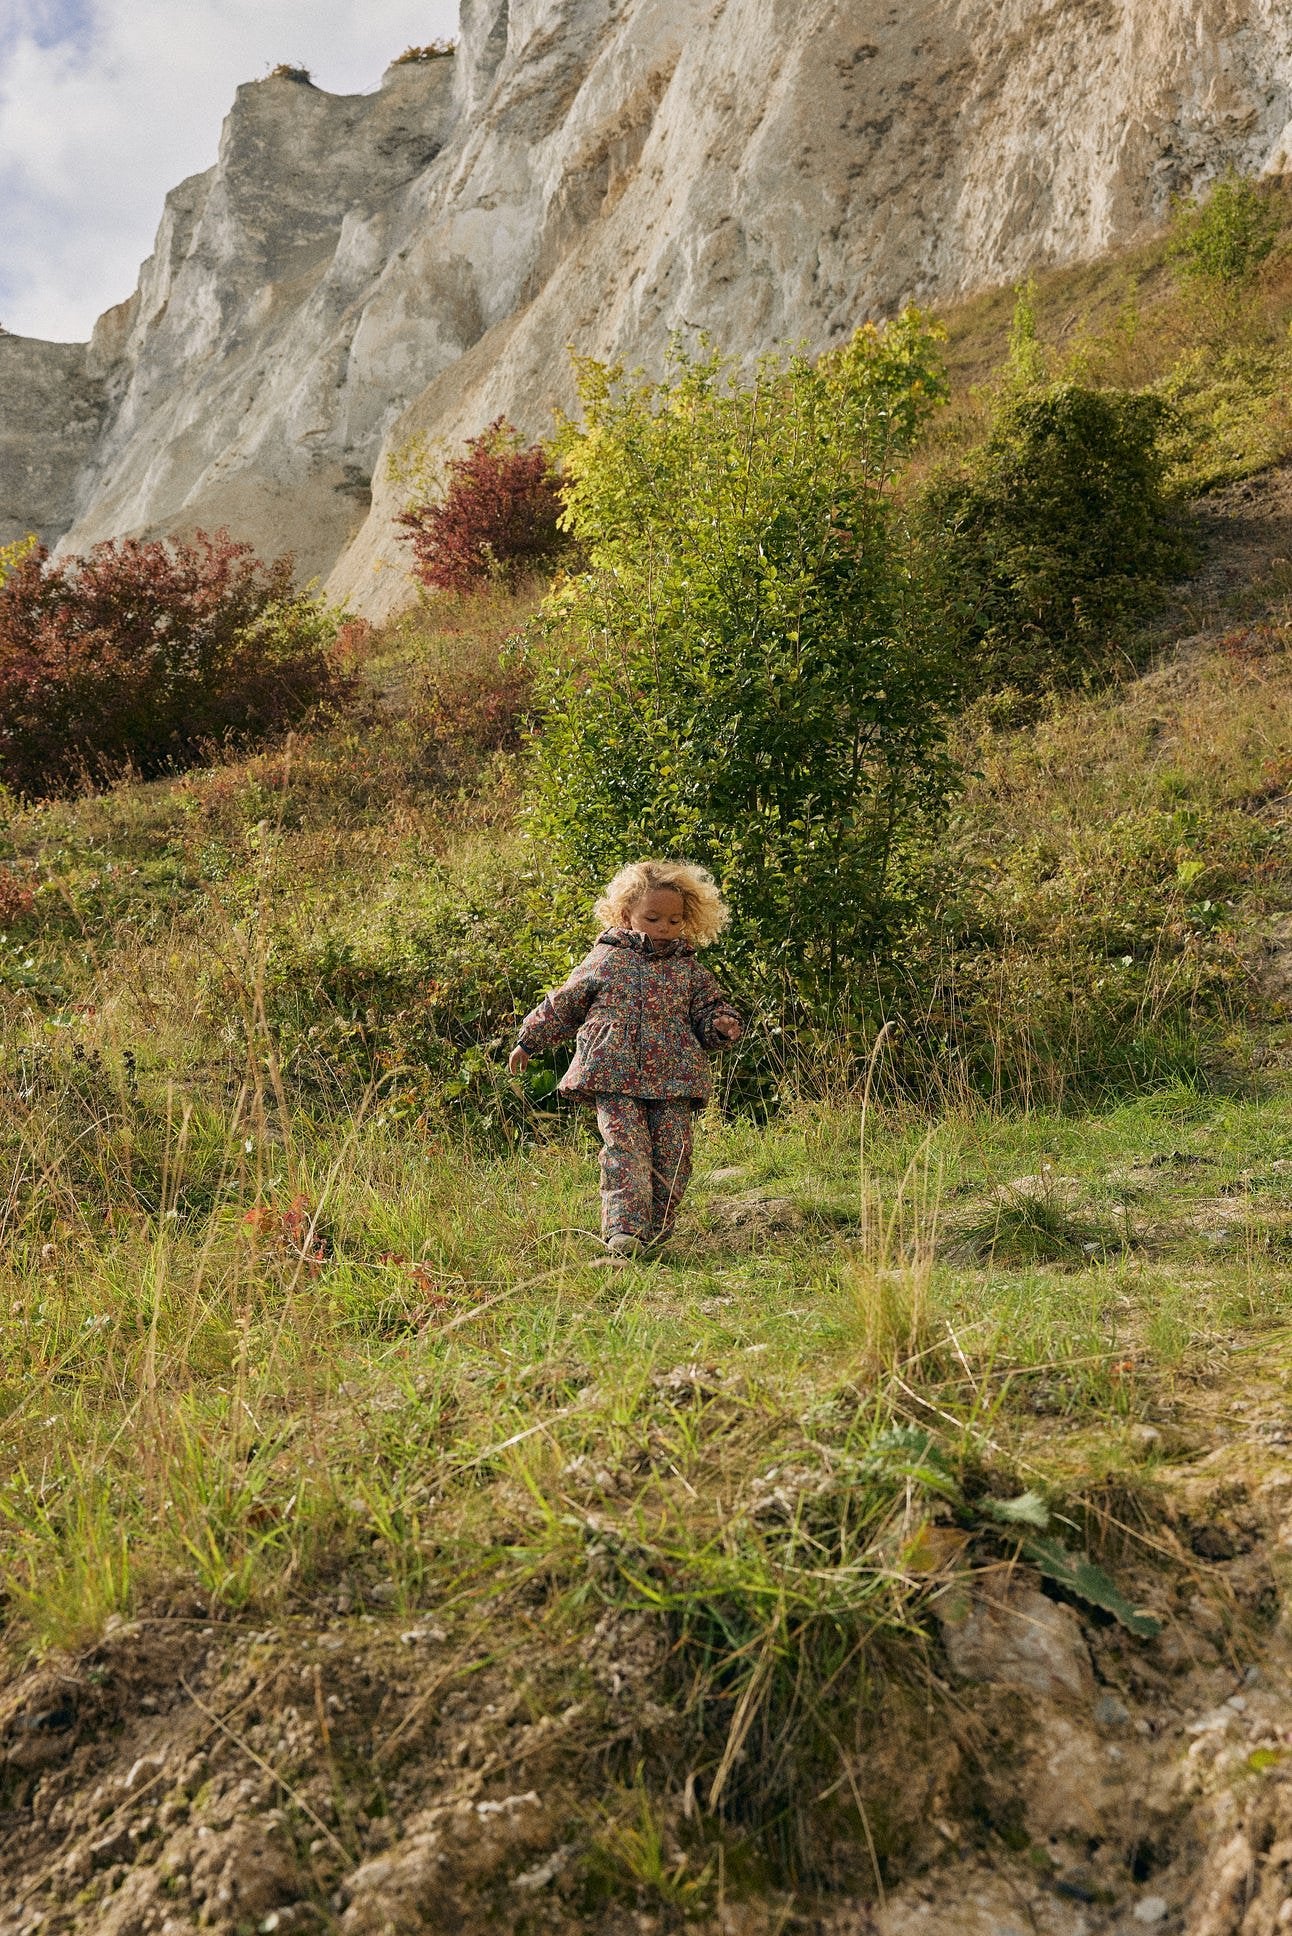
left=596, top=928, right=695, bottom=958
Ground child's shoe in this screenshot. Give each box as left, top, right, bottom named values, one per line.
left=605, top=1232, right=645, bottom=1259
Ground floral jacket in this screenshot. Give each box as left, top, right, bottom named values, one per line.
left=516, top=929, right=743, bottom=1103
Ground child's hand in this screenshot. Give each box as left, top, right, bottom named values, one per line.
left=713, top=1016, right=742, bottom=1042
left=508, top=1045, right=531, bottom=1074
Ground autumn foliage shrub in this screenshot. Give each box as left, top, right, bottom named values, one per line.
left=0, top=867, right=35, bottom=926
left=0, top=531, right=351, bottom=799
left=396, top=419, right=566, bottom=594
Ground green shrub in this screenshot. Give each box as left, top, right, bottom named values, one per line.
left=1170, top=174, right=1279, bottom=308
left=528, top=318, right=955, bottom=1019
left=262, top=844, right=558, bottom=1124
left=923, top=381, right=1191, bottom=698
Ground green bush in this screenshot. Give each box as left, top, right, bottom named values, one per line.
left=262, top=845, right=559, bottom=1125
left=1170, top=174, right=1279, bottom=306
left=923, top=382, right=1191, bottom=698
left=528, top=317, right=955, bottom=1019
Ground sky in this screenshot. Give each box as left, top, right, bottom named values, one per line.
left=0, top=0, right=461, bottom=342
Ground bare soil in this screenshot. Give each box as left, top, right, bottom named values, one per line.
left=5, top=1393, right=1292, bottom=1935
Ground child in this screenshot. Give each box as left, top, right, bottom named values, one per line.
left=509, top=860, right=743, bottom=1257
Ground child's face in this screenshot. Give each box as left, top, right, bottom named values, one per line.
left=627, top=887, right=686, bottom=945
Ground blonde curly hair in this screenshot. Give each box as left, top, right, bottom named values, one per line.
left=595, top=859, right=730, bottom=948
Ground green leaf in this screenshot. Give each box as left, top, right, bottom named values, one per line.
left=980, top=1489, right=1050, bottom=1530
left=860, top=1427, right=962, bottom=1500
left=1021, top=1535, right=1162, bottom=1638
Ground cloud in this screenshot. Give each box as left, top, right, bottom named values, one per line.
left=0, top=0, right=460, bottom=341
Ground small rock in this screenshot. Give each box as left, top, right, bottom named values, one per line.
left=936, top=1579, right=1094, bottom=1700
left=90, top=1824, right=133, bottom=1869
left=476, top=1790, right=540, bottom=1818
left=1093, top=1692, right=1131, bottom=1728
left=653, top=1362, right=723, bottom=1399
left=1133, top=1898, right=1169, bottom=1925
left=1190, top=1523, right=1237, bottom=1561
left=707, top=1190, right=803, bottom=1232
left=1186, top=1706, right=1237, bottom=1736
left=512, top=1843, right=575, bottom=1890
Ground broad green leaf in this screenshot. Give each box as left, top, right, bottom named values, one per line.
left=1021, top=1535, right=1162, bottom=1638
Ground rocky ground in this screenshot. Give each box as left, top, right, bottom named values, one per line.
left=4, top=1400, right=1292, bottom=1936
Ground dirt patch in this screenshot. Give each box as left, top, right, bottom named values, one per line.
left=6, top=1430, right=1292, bottom=1934
left=1191, top=463, right=1292, bottom=609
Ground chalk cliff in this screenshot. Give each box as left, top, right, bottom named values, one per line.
left=3, top=0, right=1292, bottom=614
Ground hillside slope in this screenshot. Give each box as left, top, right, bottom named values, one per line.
left=0, top=431, right=1289, bottom=1934
left=2, top=0, right=1292, bottom=612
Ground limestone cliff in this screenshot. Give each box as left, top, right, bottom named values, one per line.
left=3, top=0, right=1291, bottom=613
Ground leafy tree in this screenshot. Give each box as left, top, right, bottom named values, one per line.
left=528, top=316, right=955, bottom=1009
left=396, top=419, right=566, bottom=594
left=0, top=531, right=349, bottom=798
left=923, top=380, right=1190, bottom=697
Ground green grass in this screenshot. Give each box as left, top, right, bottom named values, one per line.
left=0, top=777, right=1287, bottom=1909
left=932, top=174, right=1292, bottom=492
left=7, top=1050, right=1290, bottom=1885
left=3, top=1022, right=1291, bottom=1893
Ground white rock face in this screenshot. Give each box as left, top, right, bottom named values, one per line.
left=3, top=0, right=1291, bottom=612
left=0, top=336, right=109, bottom=549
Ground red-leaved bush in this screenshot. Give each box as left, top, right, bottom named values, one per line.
left=0, top=531, right=353, bottom=798
left=0, top=866, right=35, bottom=926
left=396, top=419, right=566, bottom=594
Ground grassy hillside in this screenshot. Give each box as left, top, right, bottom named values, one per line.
left=2, top=192, right=1292, bottom=1933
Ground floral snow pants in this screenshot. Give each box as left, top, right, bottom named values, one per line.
left=594, top=1097, right=694, bottom=1241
